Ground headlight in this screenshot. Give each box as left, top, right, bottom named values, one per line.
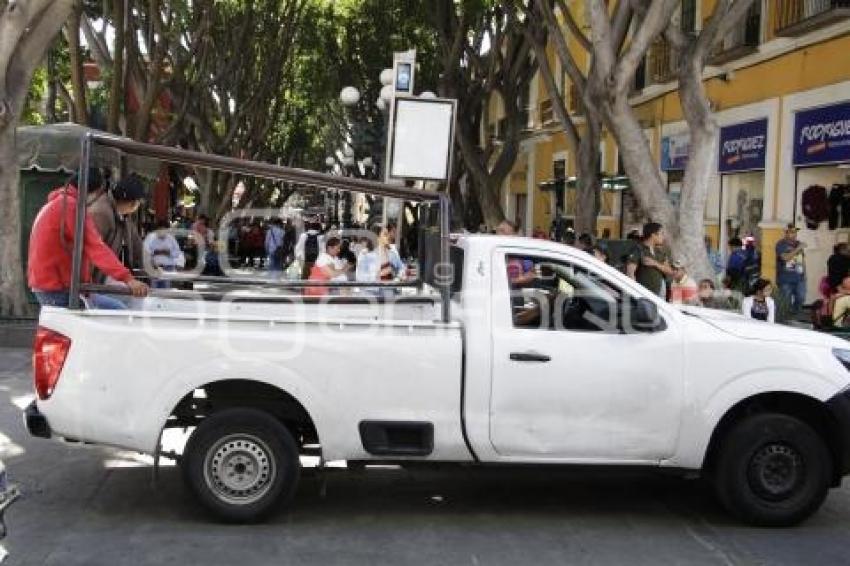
left=833, top=348, right=850, bottom=371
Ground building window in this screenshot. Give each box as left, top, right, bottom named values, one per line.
left=634, top=57, right=647, bottom=92
left=681, top=0, right=697, bottom=34
left=554, top=159, right=566, bottom=214
left=515, top=194, right=528, bottom=232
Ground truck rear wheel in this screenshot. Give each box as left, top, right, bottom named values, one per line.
left=182, top=408, right=300, bottom=522
left=712, top=413, right=831, bottom=527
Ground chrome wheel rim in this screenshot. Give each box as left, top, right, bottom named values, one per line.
left=203, top=434, right=276, bottom=505
left=747, top=443, right=804, bottom=502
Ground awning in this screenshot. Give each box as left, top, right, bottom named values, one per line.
left=16, top=123, right=160, bottom=178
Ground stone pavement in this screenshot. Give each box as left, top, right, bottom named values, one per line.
left=1, top=347, right=849, bottom=566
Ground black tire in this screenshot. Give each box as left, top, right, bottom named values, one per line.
left=182, top=408, right=300, bottom=523
left=712, top=413, right=832, bottom=527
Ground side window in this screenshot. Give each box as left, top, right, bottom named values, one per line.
left=506, top=255, right=625, bottom=332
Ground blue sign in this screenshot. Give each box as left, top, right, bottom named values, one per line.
left=719, top=118, right=768, bottom=173
left=661, top=133, right=689, bottom=171
left=793, top=101, right=850, bottom=166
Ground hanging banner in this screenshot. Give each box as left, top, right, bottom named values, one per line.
left=793, top=101, right=850, bottom=166
left=719, top=118, right=768, bottom=173
left=661, top=133, right=690, bottom=171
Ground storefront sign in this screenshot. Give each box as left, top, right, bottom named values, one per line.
left=719, top=119, right=768, bottom=173
left=793, top=101, right=850, bottom=166
left=661, top=133, right=690, bottom=171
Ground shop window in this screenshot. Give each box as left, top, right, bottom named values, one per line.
left=666, top=170, right=685, bottom=208
left=722, top=171, right=765, bottom=244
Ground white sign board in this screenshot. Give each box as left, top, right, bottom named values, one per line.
left=388, top=96, right=456, bottom=182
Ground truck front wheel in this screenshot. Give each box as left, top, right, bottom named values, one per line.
left=712, top=413, right=831, bottom=527
left=182, top=408, right=300, bottom=522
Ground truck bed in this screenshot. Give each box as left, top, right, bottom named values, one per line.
left=35, top=296, right=469, bottom=463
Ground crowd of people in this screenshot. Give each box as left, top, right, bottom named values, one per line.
left=27, top=166, right=850, bottom=325
left=496, top=216, right=828, bottom=324
left=26, top=168, right=413, bottom=309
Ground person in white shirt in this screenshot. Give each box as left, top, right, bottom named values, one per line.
left=294, top=221, right=325, bottom=262
left=741, top=278, right=776, bottom=323
left=294, top=220, right=325, bottom=279
left=314, top=237, right=349, bottom=282
left=355, top=234, right=379, bottom=284
left=143, top=220, right=185, bottom=289
left=669, top=261, right=699, bottom=305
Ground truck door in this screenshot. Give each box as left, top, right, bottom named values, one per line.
left=489, top=248, right=684, bottom=462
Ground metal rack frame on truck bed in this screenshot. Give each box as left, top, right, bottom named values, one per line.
left=67, top=132, right=453, bottom=322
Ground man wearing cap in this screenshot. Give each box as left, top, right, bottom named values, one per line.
left=28, top=168, right=149, bottom=309
left=88, top=173, right=146, bottom=276
left=669, top=261, right=698, bottom=305
left=776, top=224, right=807, bottom=315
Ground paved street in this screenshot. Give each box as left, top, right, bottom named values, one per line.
left=1, top=347, right=849, bottom=566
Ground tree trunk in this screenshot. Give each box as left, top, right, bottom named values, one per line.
left=0, top=125, right=32, bottom=317
left=574, top=113, right=602, bottom=236
left=603, top=97, right=675, bottom=228
left=46, top=47, right=58, bottom=123
left=454, top=119, right=507, bottom=229
left=670, top=60, right=716, bottom=282
left=66, top=2, right=88, bottom=125
left=108, top=0, right=126, bottom=134
left=1, top=0, right=76, bottom=316
left=480, top=178, right=506, bottom=229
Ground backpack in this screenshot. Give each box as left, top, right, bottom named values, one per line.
left=304, top=233, right=320, bottom=264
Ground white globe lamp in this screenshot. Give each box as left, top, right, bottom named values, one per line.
left=380, top=84, right=394, bottom=105
left=380, top=68, right=394, bottom=86
left=339, top=86, right=360, bottom=107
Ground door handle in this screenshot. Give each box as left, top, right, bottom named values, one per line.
left=510, top=351, right=551, bottom=363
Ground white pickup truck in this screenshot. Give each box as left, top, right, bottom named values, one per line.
left=21, top=133, right=850, bottom=526
left=24, top=233, right=850, bottom=526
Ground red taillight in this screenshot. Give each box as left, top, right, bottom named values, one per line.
left=33, top=327, right=71, bottom=400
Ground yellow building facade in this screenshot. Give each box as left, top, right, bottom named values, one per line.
left=501, top=1, right=850, bottom=301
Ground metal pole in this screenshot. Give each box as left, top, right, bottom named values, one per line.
left=439, top=194, right=451, bottom=323
left=68, top=134, right=93, bottom=309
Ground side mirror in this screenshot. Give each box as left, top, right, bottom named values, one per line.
left=632, top=298, right=661, bottom=331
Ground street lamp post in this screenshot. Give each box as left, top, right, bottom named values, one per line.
left=339, top=87, right=362, bottom=228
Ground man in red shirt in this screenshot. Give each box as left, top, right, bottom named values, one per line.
left=28, top=168, right=148, bottom=309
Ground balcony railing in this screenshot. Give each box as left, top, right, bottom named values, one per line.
left=711, top=4, right=762, bottom=64
left=568, top=84, right=584, bottom=116
left=648, top=39, right=678, bottom=84
left=539, top=99, right=554, bottom=125
left=775, top=0, right=850, bottom=36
